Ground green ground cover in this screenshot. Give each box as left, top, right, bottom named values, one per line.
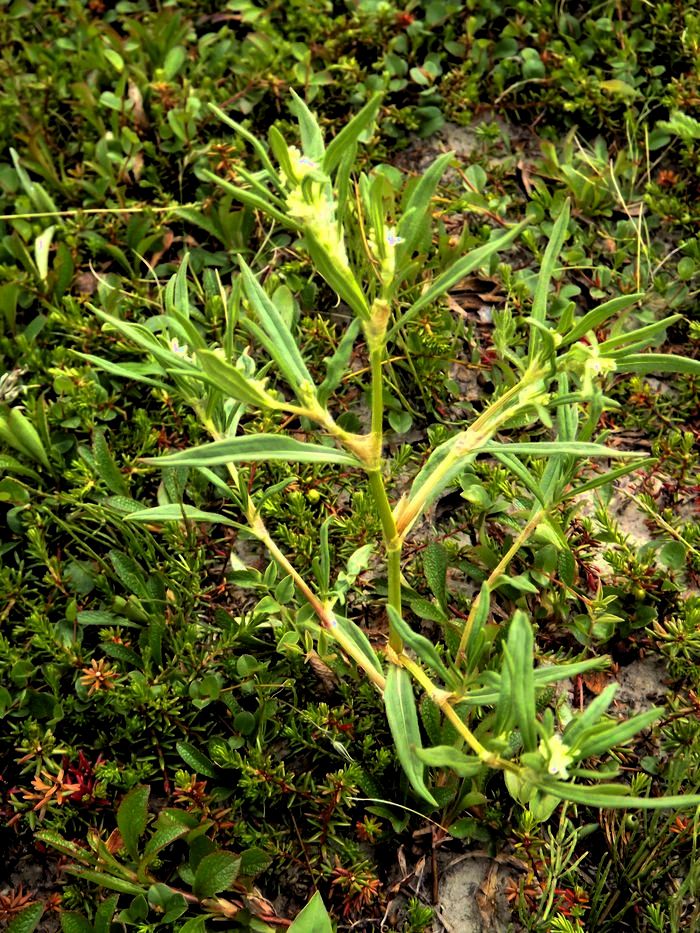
left=1, top=1, right=699, bottom=931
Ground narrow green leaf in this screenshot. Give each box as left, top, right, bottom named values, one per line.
left=208, top=103, right=281, bottom=184
left=612, top=353, right=700, bottom=376
left=197, top=350, right=280, bottom=408
left=332, top=614, right=383, bottom=674
left=302, top=230, right=371, bottom=320
left=67, top=870, right=143, bottom=896
left=35, top=225, right=56, bottom=281
left=117, top=785, right=150, bottom=860
left=598, top=315, right=682, bottom=352
left=532, top=202, right=570, bottom=326
left=288, top=892, right=333, bottom=933
left=576, top=708, right=661, bottom=759
left=510, top=612, right=537, bottom=751
left=10, top=148, right=57, bottom=212
left=193, top=850, right=240, bottom=899
left=164, top=254, right=190, bottom=316
left=124, top=504, right=239, bottom=527
left=289, top=90, right=325, bottom=161
left=323, top=93, right=382, bottom=175
left=389, top=220, right=528, bottom=338
left=560, top=293, right=644, bottom=346
left=495, top=644, right=515, bottom=735
left=493, top=453, right=547, bottom=506
left=480, top=441, right=644, bottom=459
left=74, top=353, right=168, bottom=388
left=0, top=453, right=40, bottom=480
left=176, top=741, right=219, bottom=778
left=144, top=435, right=360, bottom=468
left=533, top=656, right=609, bottom=686
left=36, top=829, right=96, bottom=863
left=318, top=318, right=361, bottom=405
left=239, top=258, right=315, bottom=389
left=77, top=610, right=140, bottom=629
left=387, top=606, right=450, bottom=681
left=384, top=665, right=437, bottom=806
left=536, top=781, right=700, bottom=810
left=200, top=170, right=297, bottom=229
left=414, top=745, right=483, bottom=777
left=563, top=459, right=654, bottom=499
left=396, top=151, right=454, bottom=270
left=109, top=550, right=149, bottom=600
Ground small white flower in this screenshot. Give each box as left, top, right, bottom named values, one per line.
left=539, top=733, right=574, bottom=779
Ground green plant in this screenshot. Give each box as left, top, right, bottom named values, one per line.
left=68, top=94, right=700, bottom=829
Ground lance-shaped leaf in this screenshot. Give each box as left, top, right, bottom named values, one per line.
left=387, top=606, right=450, bottom=682
left=495, top=643, right=515, bottom=735
left=414, top=745, right=483, bottom=777
left=562, top=458, right=654, bottom=500
left=507, top=612, right=537, bottom=752
left=389, top=219, right=529, bottom=338
left=533, top=779, right=700, bottom=809
left=143, top=435, right=360, bottom=468
left=124, top=505, right=241, bottom=527
left=598, top=315, right=682, bottom=353
left=302, top=229, right=371, bottom=320
left=75, top=353, right=169, bottom=388
left=238, top=259, right=317, bottom=393
left=289, top=89, right=325, bottom=161
left=164, top=254, right=190, bottom=317
left=384, top=664, right=438, bottom=806
left=612, top=353, right=700, bottom=376
left=400, top=435, right=643, bottom=534
left=323, top=93, right=382, bottom=175
left=195, top=348, right=280, bottom=409
left=200, top=170, right=297, bottom=229
left=559, top=293, right=644, bottom=346
left=574, top=707, right=661, bottom=760
left=396, top=151, right=454, bottom=272
left=332, top=614, right=383, bottom=674
left=93, top=309, right=199, bottom=373
left=208, top=103, right=282, bottom=185
left=318, top=318, right=361, bottom=405
left=495, top=452, right=547, bottom=506
left=480, top=441, right=644, bottom=458
left=528, top=201, right=570, bottom=362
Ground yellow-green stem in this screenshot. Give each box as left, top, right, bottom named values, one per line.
left=455, top=507, right=545, bottom=666
left=399, top=654, right=517, bottom=772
